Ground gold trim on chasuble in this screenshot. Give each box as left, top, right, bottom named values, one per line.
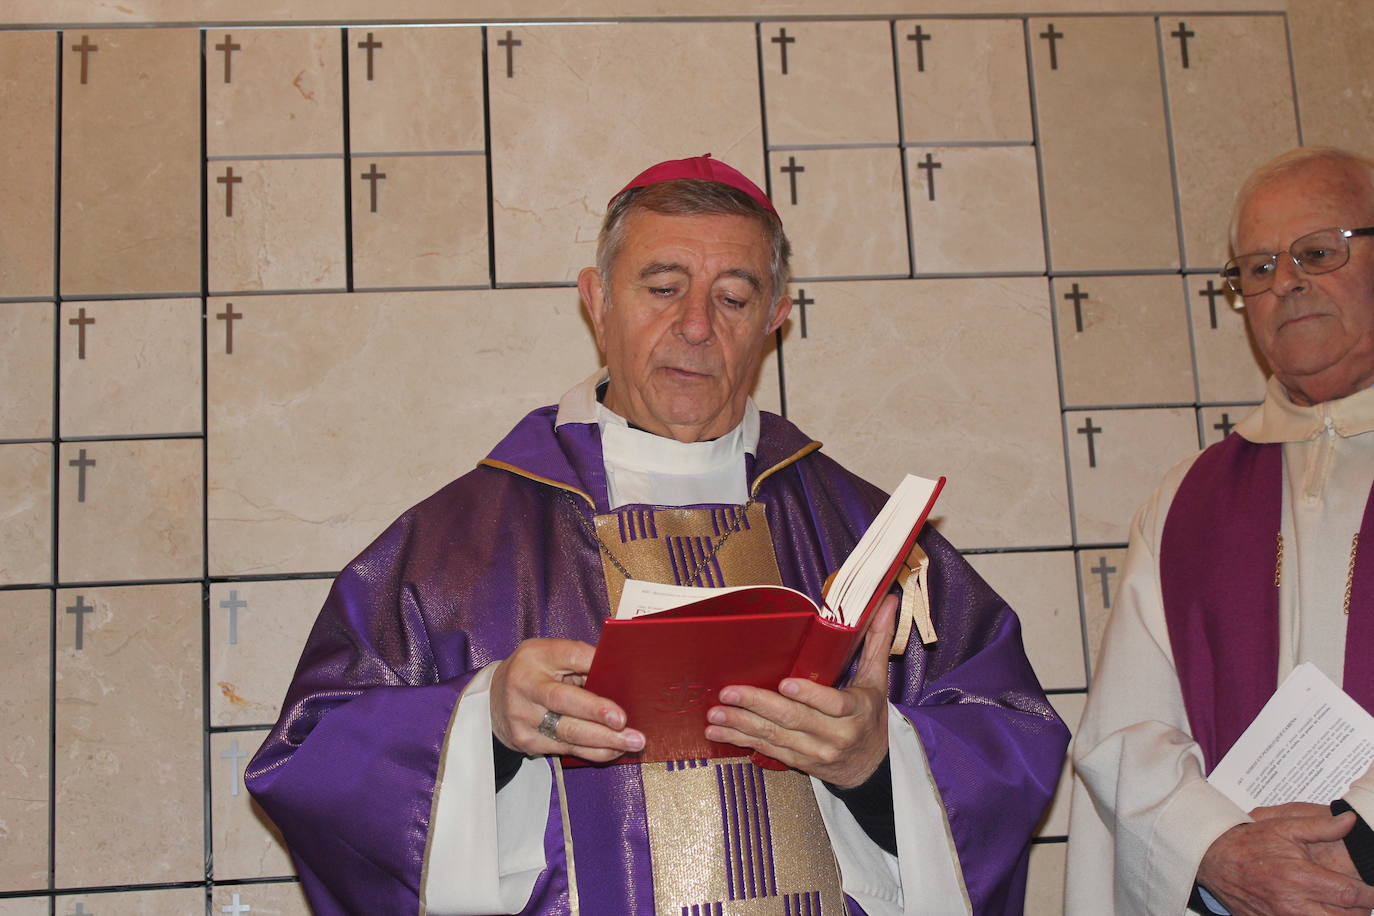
left=592, top=503, right=845, bottom=916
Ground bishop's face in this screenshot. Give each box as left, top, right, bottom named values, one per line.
left=579, top=210, right=791, bottom=442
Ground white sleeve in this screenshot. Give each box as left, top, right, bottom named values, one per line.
left=811, top=703, right=971, bottom=916
left=422, top=663, right=553, bottom=916
left=1066, top=479, right=1250, bottom=916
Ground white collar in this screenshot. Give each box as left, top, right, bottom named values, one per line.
left=1237, top=375, right=1374, bottom=443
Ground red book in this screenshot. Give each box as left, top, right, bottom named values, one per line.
left=578, top=473, right=945, bottom=767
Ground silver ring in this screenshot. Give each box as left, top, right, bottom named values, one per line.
left=536, top=710, right=562, bottom=741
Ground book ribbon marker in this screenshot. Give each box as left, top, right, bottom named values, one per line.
left=897, top=545, right=937, bottom=652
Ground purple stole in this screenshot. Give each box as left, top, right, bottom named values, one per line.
left=1160, top=434, right=1374, bottom=772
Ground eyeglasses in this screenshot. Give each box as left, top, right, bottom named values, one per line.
left=1221, top=226, right=1374, bottom=297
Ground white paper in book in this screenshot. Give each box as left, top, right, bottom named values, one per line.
left=1208, top=663, right=1374, bottom=811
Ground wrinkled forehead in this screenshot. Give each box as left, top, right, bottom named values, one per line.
left=619, top=210, right=773, bottom=267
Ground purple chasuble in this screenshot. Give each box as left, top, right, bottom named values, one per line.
left=1160, top=434, right=1374, bottom=771
left=246, top=405, right=1067, bottom=915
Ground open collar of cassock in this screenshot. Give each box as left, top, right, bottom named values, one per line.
left=1236, top=375, right=1374, bottom=444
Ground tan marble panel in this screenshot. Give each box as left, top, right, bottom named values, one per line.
left=908, top=145, right=1044, bottom=274
left=54, top=583, right=202, bottom=888
left=57, top=439, right=203, bottom=582
left=1066, top=407, right=1199, bottom=544
left=761, top=21, right=898, bottom=146
left=966, top=550, right=1084, bottom=690
left=1039, top=691, right=1086, bottom=837
left=210, top=579, right=330, bottom=727
left=0, top=444, right=51, bottom=586
left=206, top=28, right=343, bottom=156
left=211, top=729, right=295, bottom=880
left=212, top=882, right=312, bottom=915
left=773, top=148, right=907, bottom=279
left=1200, top=404, right=1260, bottom=448
left=1165, top=16, right=1298, bottom=270
left=207, top=289, right=601, bottom=576
left=207, top=158, right=347, bottom=294
left=1289, top=0, right=1374, bottom=153
left=0, top=31, right=56, bottom=299
left=0, top=302, right=54, bottom=440
left=349, top=26, right=484, bottom=153
left=1032, top=17, right=1179, bottom=272
left=54, top=889, right=206, bottom=915
left=1056, top=275, right=1195, bottom=407
left=0, top=589, right=49, bottom=892
left=781, top=277, right=1071, bottom=549
left=1078, top=546, right=1127, bottom=675
left=488, top=23, right=763, bottom=285
left=897, top=18, right=1032, bottom=143
left=59, top=298, right=201, bottom=438
left=1025, top=841, right=1067, bottom=916
left=60, top=28, right=199, bottom=297
left=351, top=154, right=490, bottom=289
left=1189, top=277, right=1269, bottom=403
left=0, top=900, right=48, bottom=916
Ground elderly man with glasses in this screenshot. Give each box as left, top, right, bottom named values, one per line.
left=1066, top=146, right=1374, bottom=916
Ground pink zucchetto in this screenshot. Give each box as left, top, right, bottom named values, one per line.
left=609, top=154, right=779, bottom=218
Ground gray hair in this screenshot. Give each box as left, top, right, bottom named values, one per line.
left=1229, top=146, right=1374, bottom=250
left=595, top=179, right=792, bottom=305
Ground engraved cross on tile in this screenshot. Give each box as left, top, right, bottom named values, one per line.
left=69, top=306, right=95, bottom=360
left=357, top=31, right=383, bottom=80
left=361, top=163, right=387, bottom=213
left=1214, top=411, right=1237, bottom=438
left=1039, top=23, right=1065, bottom=70
left=221, top=739, right=250, bottom=796
left=220, top=589, right=247, bottom=645
left=1064, top=282, right=1090, bottom=333
left=1090, top=556, right=1117, bottom=608
left=916, top=152, right=941, bottom=202
left=66, top=595, right=94, bottom=650
left=1198, top=279, right=1226, bottom=329
left=780, top=156, right=805, bottom=206
left=222, top=893, right=252, bottom=915
left=907, top=25, right=932, bottom=72
left=793, top=288, right=813, bottom=338
left=217, top=303, right=242, bottom=355
left=771, top=27, right=796, bottom=75
left=497, top=30, right=521, bottom=78
left=69, top=448, right=96, bottom=503
left=69, top=904, right=94, bottom=916
left=218, top=166, right=242, bottom=218
left=1171, top=21, right=1196, bottom=69
left=71, top=35, right=98, bottom=85
left=1077, top=417, right=1103, bottom=468
left=215, top=34, right=241, bottom=83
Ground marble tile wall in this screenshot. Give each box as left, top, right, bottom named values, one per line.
left=0, top=5, right=1359, bottom=912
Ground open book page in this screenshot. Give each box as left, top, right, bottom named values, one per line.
left=827, top=474, right=941, bottom=626
left=615, top=580, right=771, bottom=619
left=1208, top=663, right=1374, bottom=810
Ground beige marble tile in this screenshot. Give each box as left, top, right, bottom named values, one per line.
left=54, top=889, right=205, bottom=915
left=908, top=145, right=1043, bottom=274
left=0, top=589, right=49, bottom=892
left=0, top=302, right=54, bottom=440
left=0, top=444, right=51, bottom=586
left=348, top=26, right=485, bottom=154
left=210, top=579, right=330, bottom=727
left=1288, top=0, right=1374, bottom=154
left=212, top=882, right=312, bottom=915
left=1031, top=17, right=1178, bottom=272
left=54, top=583, right=201, bottom=888
left=897, top=18, right=1032, bottom=143
left=57, top=439, right=203, bottom=583
left=211, top=729, right=295, bottom=880
left=1056, top=275, right=1195, bottom=407
left=1165, top=16, right=1298, bottom=270
left=207, top=289, right=600, bottom=576
left=488, top=23, right=763, bottom=285
left=207, top=158, right=347, bottom=294
left=351, top=155, right=489, bottom=289
left=206, top=28, right=343, bottom=156
left=1025, top=841, right=1067, bottom=916
left=773, top=148, right=908, bottom=279
left=1066, top=407, right=1199, bottom=544
left=762, top=21, right=897, bottom=146
left=781, top=277, right=1071, bottom=550
left=966, top=550, right=1084, bottom=691
left=1200, top=404, right=1260, bottom=448
left=1188, top=276, right=1269, bottom=404
left=0, top=900, right=48, bottom=916
left=0, top=31, right=56, bottom=299
left=1078, top=547, right=1128, bottom=676
left=1039, top=692, right=1086, bottom=837
left=59, top=298, right=201, bottom=437
left=60, top=28, right=199, bottom=297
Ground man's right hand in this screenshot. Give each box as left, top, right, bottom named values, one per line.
left=1196, top=808, right=1374, bottom=915
left=489, top=637, right=645, bottom=762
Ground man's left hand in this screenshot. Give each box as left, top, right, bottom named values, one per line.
left=704, top=594, right=897, bottom=788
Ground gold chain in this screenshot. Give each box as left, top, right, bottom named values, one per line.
left=1274, top=533, right=1284, bottom=588
left=1345, top=532, right=1361, bottom=616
